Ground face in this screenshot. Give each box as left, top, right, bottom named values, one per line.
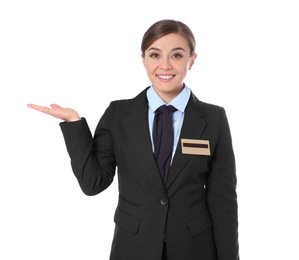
left=142, top=33, right=197, bottom=103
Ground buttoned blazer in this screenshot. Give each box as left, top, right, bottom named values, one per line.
left=60, top=87, right=239, bottom=260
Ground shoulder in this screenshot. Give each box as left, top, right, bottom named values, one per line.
left=188, top=92, right=232, bottom=135
left=109, top=87, right=149, bottom=112
left=189, top=92, right=225, bottom=117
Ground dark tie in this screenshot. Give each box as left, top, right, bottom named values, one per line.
left=153, top=105, right=177, bottom=185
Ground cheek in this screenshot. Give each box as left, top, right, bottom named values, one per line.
left=144, top=62, right=158, bottom=73
left=176, top=59, right=191, bottom=71
left=180, top=64, right=191, bottom=73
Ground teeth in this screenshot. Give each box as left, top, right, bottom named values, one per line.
left=159, top=75, right=173, bottom=79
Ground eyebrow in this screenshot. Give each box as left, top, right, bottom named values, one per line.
left=147, top=47, right=186, bottom=52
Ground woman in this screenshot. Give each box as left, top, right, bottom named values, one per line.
left=28, top=19, right=239, bottom=260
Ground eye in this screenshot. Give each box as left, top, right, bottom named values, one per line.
left=150, top=53, right=160, bottom=58
left=172, top=53, right=183, bottom=59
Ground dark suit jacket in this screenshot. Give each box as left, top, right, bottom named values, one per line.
left=60, top=87, right=239, bottom=260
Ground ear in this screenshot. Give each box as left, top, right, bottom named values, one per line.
left=188, top=53, right=197, bottom=70
left=141, top=53, right=145, bottom=66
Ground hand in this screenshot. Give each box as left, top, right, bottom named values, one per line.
left=27, top=103, right=81, bottom=122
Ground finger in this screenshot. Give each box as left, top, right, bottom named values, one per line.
left=27, top=104, right=51, bottom=113
left=50, top=104, right=62, bottom=110
left=27, top=103, right=38, bottom=109
left=27, top=103, right=45, bottom=110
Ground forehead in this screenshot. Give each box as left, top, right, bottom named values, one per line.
left=146, top=33, right=190, bottom=51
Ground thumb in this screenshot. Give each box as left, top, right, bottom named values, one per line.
left=50, top=104, right=62, bottom=109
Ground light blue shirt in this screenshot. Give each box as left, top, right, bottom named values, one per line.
left=147, top=85, right=191, bottom=154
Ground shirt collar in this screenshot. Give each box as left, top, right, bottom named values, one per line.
left=147, top=85, right=191, bottom=113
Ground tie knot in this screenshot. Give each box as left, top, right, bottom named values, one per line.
left=156, top=105, right=177, bottom=115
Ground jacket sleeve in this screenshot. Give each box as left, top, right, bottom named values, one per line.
left=59, top=102, right=116, bottom=196
left=206, top=107, right=239, bottom=260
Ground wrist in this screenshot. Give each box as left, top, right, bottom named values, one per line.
left=66, top=116, right=81, bottom=122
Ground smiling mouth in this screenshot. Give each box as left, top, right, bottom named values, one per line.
left=158, top=75, right=174, bottom=80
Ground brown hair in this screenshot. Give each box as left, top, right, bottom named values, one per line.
left=141, top=19, right=196, bottom=56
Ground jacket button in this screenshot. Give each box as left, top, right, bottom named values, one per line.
left=160, top=198, right=168, bottom=206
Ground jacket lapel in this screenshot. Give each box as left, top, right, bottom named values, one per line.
left=166, top=93, right=208, bottom=190
left=122, top=88, right=166, bottom=192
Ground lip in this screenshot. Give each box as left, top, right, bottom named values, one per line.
left=156, top=74, right=175, bottom=82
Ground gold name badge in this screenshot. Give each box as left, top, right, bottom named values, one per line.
left=181, top=138, right=210, bottom=156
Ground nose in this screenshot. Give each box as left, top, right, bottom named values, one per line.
left=160, top=57, right=172, bottom=70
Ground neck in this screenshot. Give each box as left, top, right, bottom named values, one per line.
left=153, top=84, right=185, bottom=104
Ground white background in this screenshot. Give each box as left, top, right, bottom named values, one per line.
left=1, top=0, right=299, bottom=259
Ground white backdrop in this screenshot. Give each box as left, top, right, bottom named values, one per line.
left=1, top=0, right=299, bottom=259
